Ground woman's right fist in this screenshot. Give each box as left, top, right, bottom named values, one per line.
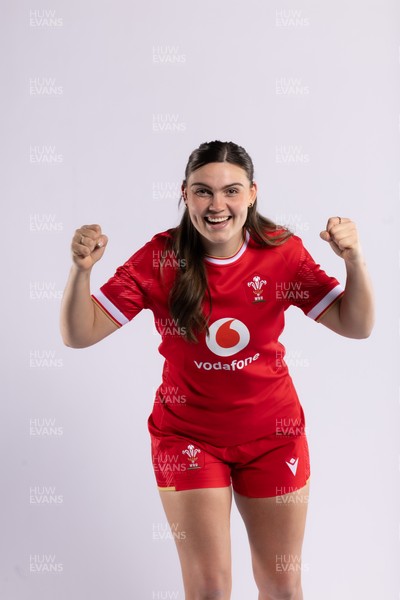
left=71, top=224, right=108, bottom=270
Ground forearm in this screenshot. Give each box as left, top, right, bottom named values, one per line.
left=338, top=257, right=375, bottom=338
left=60, top=266, right=96, bottom=347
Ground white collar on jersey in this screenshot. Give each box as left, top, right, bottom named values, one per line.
left=204, top=229, right=250, bottom=265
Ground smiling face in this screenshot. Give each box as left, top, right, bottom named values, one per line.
left=182, top=162, right=257, bottom=257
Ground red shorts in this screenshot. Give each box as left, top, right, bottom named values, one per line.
left=148, top=417, right=310, bottom=498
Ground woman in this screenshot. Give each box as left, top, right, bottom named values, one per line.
left=60, top=141, right=374, bottom=600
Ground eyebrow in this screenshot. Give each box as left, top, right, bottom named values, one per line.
left=190, top=182, right=245, bottom=189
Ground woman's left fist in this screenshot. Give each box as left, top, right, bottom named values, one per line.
left=320, top=217, right=363, bottom=262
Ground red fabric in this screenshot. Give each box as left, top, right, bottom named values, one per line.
left=149, top=410, right=310, bottom=498
left=92, top=229, right=343, bottom=446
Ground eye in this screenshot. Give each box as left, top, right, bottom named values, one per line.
left=225, top=188, right=239, bottom=196
left=194, top=188, right=212, bottom=197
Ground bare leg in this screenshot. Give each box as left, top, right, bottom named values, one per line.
left=159, top=486, right=233, bottom=600
left=234, top=480, right=310, bottom=600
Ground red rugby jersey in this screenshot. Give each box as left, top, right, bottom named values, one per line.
left=92, top=229, right=344, bottom=446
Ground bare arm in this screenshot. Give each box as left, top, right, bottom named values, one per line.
left=317, top=217, right=374, bottom=339
left=60, top=224, right=119, bottom=348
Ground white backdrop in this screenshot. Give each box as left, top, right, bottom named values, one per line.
left=1, top=1, right=400, bottom=598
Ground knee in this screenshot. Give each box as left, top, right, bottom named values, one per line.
left=197, top=590, right=228, bottom=600
left=260, top=573, right=301, bottom=600
left=190, top=572, right=231, bottom=599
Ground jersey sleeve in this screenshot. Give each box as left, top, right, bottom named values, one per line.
left=91, top=240, right=155, bottom=327
left=290, top=237, right=345, bottom=321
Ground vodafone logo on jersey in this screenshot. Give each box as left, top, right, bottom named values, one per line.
left=206, top=318, right=250, bottom=357
left=194, top=317, right=259, bottom=372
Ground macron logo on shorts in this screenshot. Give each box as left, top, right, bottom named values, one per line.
left=286, top=457, right=299, bottom=476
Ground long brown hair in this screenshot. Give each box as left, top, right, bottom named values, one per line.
left=165, top=141, right=292, bottom=342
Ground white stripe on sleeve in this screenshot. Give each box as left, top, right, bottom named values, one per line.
left=306, top=284, right=344, bottom=320
left=92, top=289, right=130, bottom=325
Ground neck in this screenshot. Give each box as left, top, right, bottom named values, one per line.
left=204, top=230, right=245, bottom=258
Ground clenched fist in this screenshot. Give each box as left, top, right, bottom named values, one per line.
left=320, top=217, right=363, bottom=263
left=71, top=224, right=108, bottom=270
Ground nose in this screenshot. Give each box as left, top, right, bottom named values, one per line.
left=208, top=192, right=225, bottom=211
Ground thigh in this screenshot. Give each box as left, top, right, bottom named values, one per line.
left=233, top=480, right=310, bottom=592
left=159, top=487, right=233, bottom=595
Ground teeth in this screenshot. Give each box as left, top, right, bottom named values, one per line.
left=206, top=216, right=230, bottom=223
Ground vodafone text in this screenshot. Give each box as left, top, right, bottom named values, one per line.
left=194, top=353, right=260, bottom=371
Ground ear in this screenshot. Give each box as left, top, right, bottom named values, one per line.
left=250, top=181, right=258, bottom=203
left=181, top=184, right=187, bottom=203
